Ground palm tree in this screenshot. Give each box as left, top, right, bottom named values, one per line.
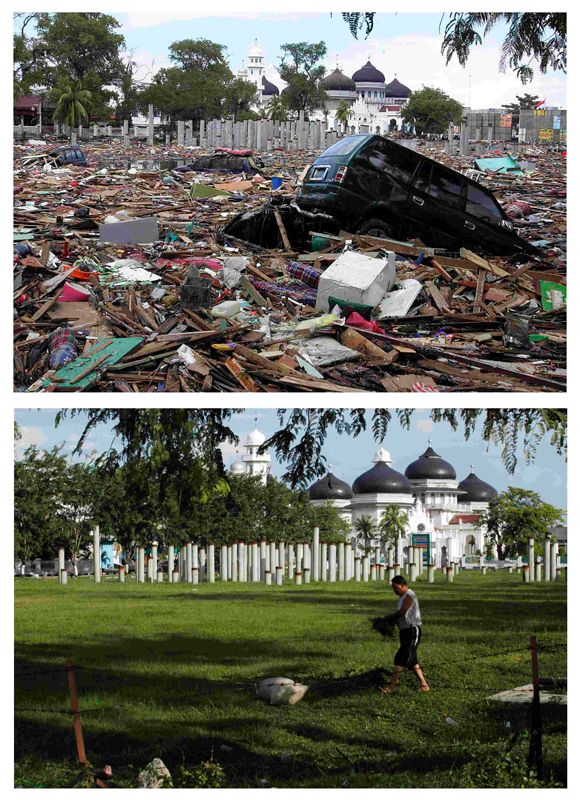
left=334, top=99, right=353, bottom=134
left=354, top=515, right=377, bottom=554
left=52, top=80, right=92, bottom=130
left=265, top=96, right=288, bottom=122
left=379, top=505, right=409, bottom=550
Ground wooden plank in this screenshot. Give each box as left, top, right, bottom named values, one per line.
left=459, top=248, right=510, bottom=278
left=473, top=268, right=486, bottom=313
left=29, top=293, right=60, bottom=322
left=272, top=207, right=292, bottom=251
left=224, top=357, right=259, bottom=391
left=426, top=281, right=452, bottom=314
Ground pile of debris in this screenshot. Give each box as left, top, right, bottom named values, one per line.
left=14, top=138, right=566, bottom=392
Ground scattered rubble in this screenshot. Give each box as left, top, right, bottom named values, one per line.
left=14, top=138, right=566, bottom=392
left=137, top=758, right=173, bottom=788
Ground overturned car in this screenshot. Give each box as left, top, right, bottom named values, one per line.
left=294, top=134, right=536, bottom=256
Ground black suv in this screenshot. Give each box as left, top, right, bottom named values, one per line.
left=297, top=134, right=535, bottom=255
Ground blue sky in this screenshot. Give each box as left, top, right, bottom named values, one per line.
left=14, top=409, right=567, bottom=509
left=13, top=11, right=567, bottom=109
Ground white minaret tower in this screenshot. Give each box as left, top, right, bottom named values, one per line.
left=246, top=39, right=265, bottom=94
left=242, top=417, right=271, bottom=484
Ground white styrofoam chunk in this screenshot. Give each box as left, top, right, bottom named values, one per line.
left=315, top=250, right=396, bottom=311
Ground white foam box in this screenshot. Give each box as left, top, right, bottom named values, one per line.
left=315, top=250, right=396, bottom=311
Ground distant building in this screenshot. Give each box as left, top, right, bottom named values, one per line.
left=237, top=40, right=280, bottom=110
left=229, top=421, right=271, bottom=485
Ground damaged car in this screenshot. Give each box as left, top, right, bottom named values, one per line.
left=190, top=152, right=263, bottom=174
left=296, top=134, right=536, bottom=255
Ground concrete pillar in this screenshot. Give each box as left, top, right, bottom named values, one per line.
left=409, top=562, right=417, bottom=583
left=207, top=544, right=215, bottom=583
left=256, top=121, right=265, bottom=150
left=304, top=568, right=311, bottom=584
left=58, top=548, right=65, bottom=583
left=428, top=565, right=435, bottom=584
left=265, top=571, right=272, bottom=586
left=288, top=545, right=295, bottom=580
left=482, top=566, right=487, bottom=575
left=370, top=563, right=377, bottom=581
left=312, top=527, right=320, bottom=581
left=535, top=558, right=543, bottom=582
left=544, top=540, right=551, bottom=582
left=269, top=542, right=277, bottom=574
left=152, top=542, right=158, bottom=578
left=172, top=570, right=180, bottom=583
left=70, top=131, right=78, bottom=145
left=252, top=543, right=260, bottom=582
left=231, top=544, right=239, bottom=582
left=296, top=543, right=303, bottom=575
left=487, top=123, right=493, bottom=147
left=328, top=544, right=337, bottom=582
left=259, top=541, right=268, bottom=582
left=362, top=556, right=370, bottom=582
left=303, top=543, right=311, bottom=576
left=239, top=543, right=246, bottom=582
left=199, top=119, right=206, bottom=146
left=118, top=565, right=125, bottom=583
left=147, top=104, right=154, bottom=145
left=388, top=566, right=395, bottom=583
left=147, top=557, right=154, bottom=582
left=192, top=566, right=199, bottom=585
left=60, top=569, right=68, bottom=585
left=527, top=538, right=535, bottom=582
left=338, top=542, right=345, bottom=582
left=167, top=546, right=174, bottom=583
left=185, top=121, right=193, bottom=146
left=516, top=555, right=523, bottom=574
left=137, top=546, right=145, bottom=583
left=354, top=557, right=362, bottom=582
left=93, top=526, right=101, bottom=583
left=320, top=544, right=327, bottom=581
left=387, top=546, right=394, bottom=568
left=177, top=120, right=185, bottom=147
left=276, top=565, right=283, bottom=586
left=446, top=566, right=454, bottom=583
left=227, top=545, right=233, bottom=581
left=507, top=566, right=514, bottom=574
left=278, top=542, right=285, bottom=578
left=523, top=564, right=530, bottom=583
left=295, top=571, right=303, bottom=586
left=220, top=545, right=228, bottom=581
left=550, top=541, right=558, bottom=582
left=185, top=543, right=192, bottom=583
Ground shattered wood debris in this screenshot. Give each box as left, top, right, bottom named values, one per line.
left=14, top=138, right=566, bottom=392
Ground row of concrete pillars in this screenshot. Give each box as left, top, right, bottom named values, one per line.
left=56, top=529, right=564, bottom=586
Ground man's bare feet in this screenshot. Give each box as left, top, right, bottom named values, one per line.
left=418, top=685, right=430, bottom=692
left=379, top=686, right=397, bottom=694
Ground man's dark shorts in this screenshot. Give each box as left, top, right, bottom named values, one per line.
left=394, top=625, right=422, bottom=669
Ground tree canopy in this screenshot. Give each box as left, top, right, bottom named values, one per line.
left=480, top=488, right=563, bottom=559
left=402, top=86, right=463, bottom=135
left=278, top=41, right=327, bottom=117
left=59, top=409, right=566, bottom=490
left=14, top=12, right=126, bottom=119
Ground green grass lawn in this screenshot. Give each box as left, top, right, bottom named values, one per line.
left=14, top=571, right=567, bottom=788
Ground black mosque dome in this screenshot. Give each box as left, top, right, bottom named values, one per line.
left=384, top=77, right=412, bottom=98
left=457, top=472, right=498, bottom=503
left=308, top=471, right=353, bottom=501
left=262, top=76, right=279, bottom=96
left=352, top=60, right=385, bottom=84
left=321, top=68, right=357, bottom=92
left=353, top=461, right=413, bottom=495
left=405, top=446, right=456, bottom=481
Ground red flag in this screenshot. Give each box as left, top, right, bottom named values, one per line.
left=534, top=99, right=546, bottom=109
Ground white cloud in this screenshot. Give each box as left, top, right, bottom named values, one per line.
left=416, top=418, right=434, bottom=433
left=15, top=426, right=47, bottom=458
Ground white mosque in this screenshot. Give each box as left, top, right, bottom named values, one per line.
left=238, top=41, right=411, bottom=134
left=229, top=423, right=499, bottom=567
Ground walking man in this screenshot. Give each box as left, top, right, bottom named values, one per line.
left=380, top=575, right=430, bottom=693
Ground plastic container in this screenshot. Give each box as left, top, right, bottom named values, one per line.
left=271, top=175, right=283, bottom=190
